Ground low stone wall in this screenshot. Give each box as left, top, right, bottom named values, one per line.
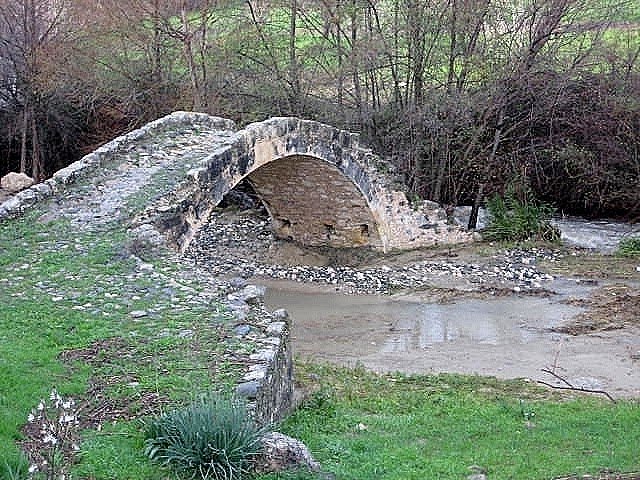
left=227, top=285, right=294, bottom=425
left=242, top=314, right=294, bottom=425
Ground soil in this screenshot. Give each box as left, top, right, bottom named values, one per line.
left=556, top=284, right=640, bottom=335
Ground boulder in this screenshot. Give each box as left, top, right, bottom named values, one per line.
left=257, top=431, right=320, bottom=473
left=239, top=284, right=266, bottom=304
left=1, top=172, right=34, bottom=193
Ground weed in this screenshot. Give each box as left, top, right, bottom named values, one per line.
left=24, top=390, right=81, bottom=480
left=144, top=394, right=267, bottom=479
left=617, top=236, right=640, bottom=257
left=0, top=456, right=29, bottom=480
left=483, top=186, right=559, bottom=242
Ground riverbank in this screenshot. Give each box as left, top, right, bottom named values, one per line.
left=185, top=206, right=640, bottom=398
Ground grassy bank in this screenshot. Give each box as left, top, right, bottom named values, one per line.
left=0, top=210, right=240, bottom=478
left=259, top=363, right=640, bottom=480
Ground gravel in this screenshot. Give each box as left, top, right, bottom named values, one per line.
left=183, top=208, right=561, bottom=295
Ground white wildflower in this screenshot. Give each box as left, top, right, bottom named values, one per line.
left=27, top=413, right=35, bottom=422
left=59, top=414, right=76, bottom=424
left=37, top=400, right=45, bottom=411
left=28, top=464, right=38, bottom=474
left=43, top=434, right=58, bottom=445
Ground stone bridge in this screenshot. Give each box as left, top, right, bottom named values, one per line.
left=0, top=111, right=469, bottom=251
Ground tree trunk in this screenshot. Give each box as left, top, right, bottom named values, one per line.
left=20, top=105, right=28, bottom=173
left=31, top=114, right=40, bottom=181
left=289, top=0, right=300, bottom=114
left=181, top=6, right=202, bottom=110
left=468, top=182, right=484, bottom=230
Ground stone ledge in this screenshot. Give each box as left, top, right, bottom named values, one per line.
left=229, top=285, right=294, bottom=426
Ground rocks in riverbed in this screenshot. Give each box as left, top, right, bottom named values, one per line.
left=184, top=209, right=557, bottom=294
left=239, top=284, right=266, bottom=304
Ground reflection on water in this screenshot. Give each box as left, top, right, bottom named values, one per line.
left=382, top=299, right=551, bottom=352
left=264, top=282, right=582, bottom=353
left=261, top=279, right=640, bottom=397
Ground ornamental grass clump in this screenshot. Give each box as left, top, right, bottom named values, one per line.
left=144, top=394, right=266, bottom=480
left=483, top=186, right=559, bottom=242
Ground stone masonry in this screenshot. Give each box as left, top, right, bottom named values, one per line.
left=0, top=112, right=471, bottom=252
left=248, top=155, right=382, bottom=247
left=130, top=114, right=472, bottom=252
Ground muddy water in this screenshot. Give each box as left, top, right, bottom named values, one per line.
left=263, top=279, right=640, bottom=398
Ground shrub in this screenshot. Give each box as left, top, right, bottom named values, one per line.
left=483, top=186, right=559, bottom=242
left=144, top=394, right=267, bottom=480
left=617, top=236, right=640, bottom=257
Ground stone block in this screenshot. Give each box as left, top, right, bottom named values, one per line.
left=1, top=172, right=34, bottom=193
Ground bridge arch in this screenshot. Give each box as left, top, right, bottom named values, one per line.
left=136, top=113, right=471, bottom=252
left=0, top=111, right=469, bottom=251
left=243, top=154, right=382, bottom=248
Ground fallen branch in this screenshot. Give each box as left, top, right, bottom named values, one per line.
left=539, top=368, right=616, bottom=403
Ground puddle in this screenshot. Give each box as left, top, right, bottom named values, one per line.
left=263, top=279, right=640, bottom=398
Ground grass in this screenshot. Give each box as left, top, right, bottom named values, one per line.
left=617, top=237, right=640, bottom=257
left=257, top=362, right=640, bottom=480
left=0, top=208, right=241, bottom=479
left=483, top=187, right=559, bottom=242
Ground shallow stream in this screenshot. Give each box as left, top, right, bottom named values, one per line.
left=263, top=278, right=640, bottom=398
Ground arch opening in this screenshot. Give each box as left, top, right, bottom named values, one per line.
left=222, top=154, right=382, bottom=249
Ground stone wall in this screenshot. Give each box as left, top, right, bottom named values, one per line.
left=228, top=286, right=294, bottom=426
left=248, top=155, right=382, bottom=248
left=248, top=316, right=294, bottom=425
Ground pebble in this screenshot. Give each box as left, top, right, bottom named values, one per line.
left=233, top=324, right=252, bottom=337
left=183, top=209, right=559, bottom=295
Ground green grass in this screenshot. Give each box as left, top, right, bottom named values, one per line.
left=258, top=363, right=640, bottom=480
left=0, top=209, right=240, bottom=479
left=617, top=236, right=640, bottom=257
left=483, top=187, right=559, bottom=242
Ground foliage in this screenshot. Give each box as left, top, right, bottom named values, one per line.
left=617, top=237, right=640, bottom=257
left=1, top=456, right=29, bottom=480
left=144, top=394, right=266, bottom=480
left=483, top=187, right=558, bottom=242
left=1, top=0, right=639, bottom=218
left=256, top=362, right=640, bottom=480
